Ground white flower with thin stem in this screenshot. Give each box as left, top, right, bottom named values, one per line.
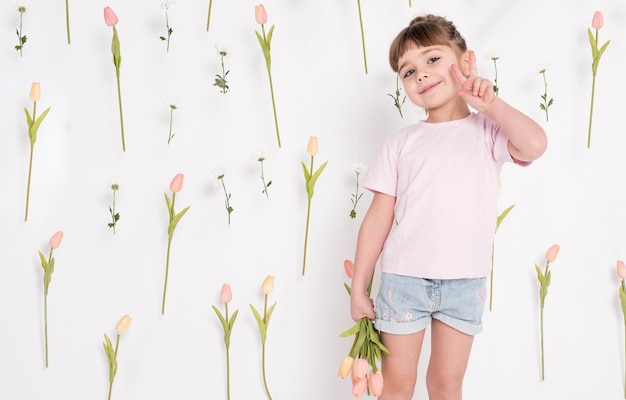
left=162, top=98, right=179, bottom=144
left=349, top=163, right=366, bottom=219
left=213, top=45, right=231, bottom=94
left=158, top=0, right=175, bottom=52
left=486, top=53, right=500, bottom=96
left=387, top=75, right=406, bottom=118
left=108, top=182, right=121, bottom=233
left=253, top=151, right=272, bottom=199
left=211, top=168, right=234, bottom=224
left=538, top=67, right=554, bottom=122
left=15, top=5, right=27, bottom=56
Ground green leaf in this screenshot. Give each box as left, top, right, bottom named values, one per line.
left=587, top=28, right=598, bottom=60
left=250, top=304, right=267, bottom=343
left=265, top=301, right=277, bottom=325
left=212, top=305, right=228, bottom=330
left=534, top=263, right=544, bottom=283
left=306, top=161, right=328, bottom=197
left=24, top=107, right=33, bottom=128
left=168, top=205, right=190, bottom=238
left=229, top=309, right=239, bottom=331
left=495, top=204, right=515, bottom=232
left=39, top=250, right=48, bottom=271
left=301, top=161, right=311, bottom=183
left=266, top=25, right=275, bottom=47
left=344, top=282, right=351, bottom=296
left=339, top=321, right=360, bottom=337
left=29, top=106, right=51, bottom=145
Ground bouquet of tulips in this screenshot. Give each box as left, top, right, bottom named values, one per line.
left=338, top=260, right=389, bottom=397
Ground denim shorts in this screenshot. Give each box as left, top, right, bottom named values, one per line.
left=374, top=273, right=487, bottom=336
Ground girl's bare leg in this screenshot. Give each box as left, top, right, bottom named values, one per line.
left=426, top=319, right=474, bottom=400
left=379, top=330, right=426, bottom=400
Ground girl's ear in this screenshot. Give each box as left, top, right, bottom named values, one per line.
left=459, top=51, right=471, bottom=77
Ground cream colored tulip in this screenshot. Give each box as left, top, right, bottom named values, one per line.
left=30, top=82, right=41, bottom=102
left=261, top=275, right=275, bottom=295
left=338, top=356, right=354, bottom=379
left=306, top=136, right=318, bottom=156
left=116, top=314, right=132, bottom=335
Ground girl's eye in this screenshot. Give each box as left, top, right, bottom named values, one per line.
left=427, top=57, right=440, bottom=64
left=403, top=69, right=415, bottom=78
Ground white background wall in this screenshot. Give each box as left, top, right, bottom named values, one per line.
left=1, top=0, right=625, bottom=399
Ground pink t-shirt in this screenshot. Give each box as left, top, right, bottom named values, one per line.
left=362, top=112, right=524, bottom=279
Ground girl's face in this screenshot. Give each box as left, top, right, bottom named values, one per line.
left=397, top=44, right=469, bottom=120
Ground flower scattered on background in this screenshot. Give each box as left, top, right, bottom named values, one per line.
left=339, top=259, right=389, bottom=396
left=489, top=203, right=515, bottom=311
left=213, top=283, right=239, bottom=400
left=205, top=0, right=214, bottom=31
left=534, top=243, right=560, bottom=381
left=166, top=102, right=177, bottom=144
left=103, top=314, right=132, bottom=400
left=255, top=152, right=272, bottom=199
left=213, top=170, right=234, bottom=224
left=538, top=69, right=554, bottom=122
left=213, top=46, right=230, bottom=94
left=108, top=183, right=120, bottom=233
left=301, top=136, right=328, bottom=275
left=104, top=6, right=126, bottom=152
left=64, top=0, right=71, bottom=44
left=38, top=230, right=63, bottom=367
left=616, top=260, right=626, bottom=399
left=15, top=6, right=27, bottom=56
left=587, top=10, right=610, bottom=148
left=356, top=0, right=368, bottom=74
left=349, top=163, right=366, bottom=219
left=255, top=4, right=281, bottom=148
left=388, top=75, right=406, bottom=118
left=23, top=81, right=51, bottom=222
left=159, top=1, right=174, bottom=52
left=490, top=56, right=500, bottom=96
left=250, top=275, right=277, bottom=400
left=162, top=173, right=191, bottom=314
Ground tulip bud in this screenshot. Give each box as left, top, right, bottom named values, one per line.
left=545, top=244, right=560, bottom=263
left=368, top=371, right=384, bottom=396
left=255, top=4, right=268, bottom=25
left=591, top=10, right=604, bottom=30
left=116, top=314, right=132, bottom=335
left=29, top=82, right=41, bottom=102
left=344, top=260, right=354, bottom=280
left=104, top=7, right=119, bottom=27
left=49, top=231, right=64, bottom=249
left=338, top=356, right=354, bottom=379
left=261, top=275, right=275, bottom=295
left=307, top=136, right=318, bottom=156
left=352, top=377, right=368, bottom=397
left=617, top=260, right=626, bottom=280
left=352, top=358, right=368, bottom=382
left=220, top=283, right=232, bottom=303
left=170, top=173, right=184, bottom=193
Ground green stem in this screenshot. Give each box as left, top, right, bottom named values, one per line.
left=206, top=0, right=213, bottom=32
left=587, top=73, right=596, bottom=149
left=623, top=318, right=626, bottom=399
left=168, top=108, right=174, bottom=144
left=225, top=303, right=231, bottom=400
left=25, top=144, right=34, bottom=222
left=65, top=0, right=71, bottom=44
left=165, top=10, right=171, bottom=52
left=541, top=307, right=545, bottom=381
left=356, top=0, right=368, bottom=74
left=44, top=292, right=48, bottom=368
left=18, top=14, right=23, bottom=56
left=261, top=295, right=272, bottom=400
left=262, top=25, right=281, bottom=148
left=220, top=178, right=231, bottom=224
left=302, top=156, right=314, bottom=276
left=111, top=190, right=117, bottom=234
left=115, top=71, right=126, bottom=152
left=107, top=334, right=120, bottom=400
left=162, top=237, right=172, bottom=314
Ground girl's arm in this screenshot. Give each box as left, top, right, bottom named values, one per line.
left=452, top=50, right=547, bottom=162
left=350, top=191, right=396, bottom=322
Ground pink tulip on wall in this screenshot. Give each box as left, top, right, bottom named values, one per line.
left=534, top=243, right=560, bottom=380
left=104, top=6, right=126, bottom=152
left=586, top=10, right=610, bottom=148
left=213, top=283, right=238, bottom=400
left=38, top=230, right=64, bottom=367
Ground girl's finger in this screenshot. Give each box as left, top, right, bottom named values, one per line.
left=468, top=50, right=478, bottom=78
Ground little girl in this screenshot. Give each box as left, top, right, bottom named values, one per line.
left=350, top=14, right=547, bottom=399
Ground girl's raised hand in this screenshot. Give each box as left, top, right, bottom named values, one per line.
left=451, top=50, right=496, bottom=113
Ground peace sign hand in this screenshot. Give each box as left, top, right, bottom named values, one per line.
left=451, top=50, right=496, bottom=113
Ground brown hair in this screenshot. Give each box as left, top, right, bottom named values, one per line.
left=389, top=14, right=467, bottom=72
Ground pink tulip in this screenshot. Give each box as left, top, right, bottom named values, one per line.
left=368, top=371, right=384, bottom=397
left=49, top=231, right=64, bottom=249
left=352, top=377, right=368, bottom=397
left=617, top=260, right=626, bottom=280
left=255, top=4, right=268, bottom=25
left=103, top=7, right=118, bottom=27
left=545, top=244, right=560, bottom=263
left=352, top=358, right=368, bottom=382
left=262, top=275, right=275, bottom=295
left=591, top=10, right=604, bottom=30
left=344, top=260, right=354, bottom=279
left=170, top=173, right=184, bottom=193
left=220, top=283, right=232, bottom=303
